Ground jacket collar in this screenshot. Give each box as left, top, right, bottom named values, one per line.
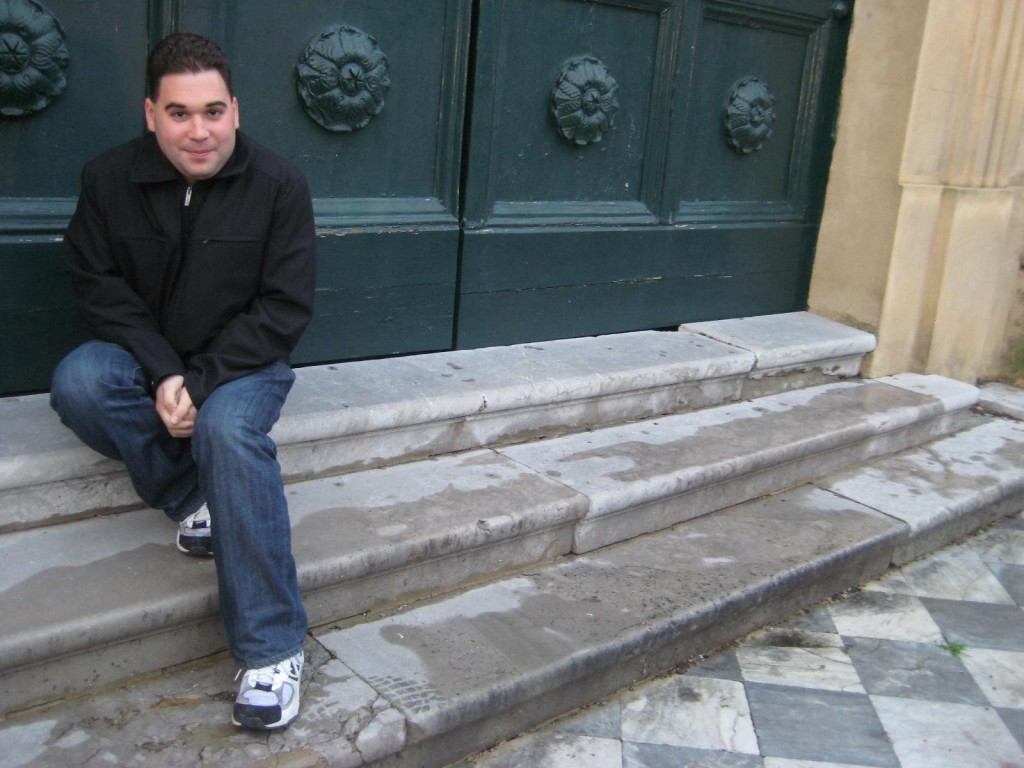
left=129, top=131, right=251, bottom=185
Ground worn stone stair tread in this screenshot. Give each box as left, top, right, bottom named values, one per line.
left=0, top=449, right=585, bottom=711
left=501, top=372, right=977, bottom=552
left=0, top=313, right=873, bottom=531
left=980, top=381, right=1024, bottom=421
left=312, top=485, right=908, bottom=768
left=0, top=330, right=747, bottom=531
left=820, top=415, right=1024, bottom=564
left=0, top=374, right=977, bottom=715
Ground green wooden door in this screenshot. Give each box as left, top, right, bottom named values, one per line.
left=0, top=0, right=150, bottom=394
left=457, top=0, right=852, bottom=346
left=181, top=0, right=472, bottom=366
left=0, top=0, right=851, bottom=396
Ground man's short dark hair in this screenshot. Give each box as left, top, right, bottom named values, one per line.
left=147, top=32, right=233, bottom=99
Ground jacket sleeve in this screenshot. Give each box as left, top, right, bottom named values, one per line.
left=182, top=171, right=317, bottom=406
left=64, top=164, right=186, bottom=386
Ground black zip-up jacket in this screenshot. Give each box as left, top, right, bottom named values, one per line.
left=64, top=131, right=317, bottom=407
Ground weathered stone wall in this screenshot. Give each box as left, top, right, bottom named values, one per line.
left=810, top=0, right=1024, bottom=383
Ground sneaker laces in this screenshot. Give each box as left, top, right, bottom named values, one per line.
left=235, top=654, right=301, bottom=700
left=181, top=504, right=211, bottom=532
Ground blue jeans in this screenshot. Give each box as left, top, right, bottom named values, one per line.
left=50, top=341, right=307, bottom=669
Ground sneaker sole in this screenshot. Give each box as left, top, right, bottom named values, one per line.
left=232, top=702, right=299, bottom=731
left=176, top=534, right=214, bottom=558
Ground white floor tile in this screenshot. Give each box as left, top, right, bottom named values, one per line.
left=872, top=696, right=1024, bottom=768
left=829, top=593, right=945, bottom=645
left=897, top=548, right=1016, bottom=604
left=736, top=646, right=865, bottom=694
left=959, top=647, right=1024, bottom=708
left=764, top=759, right=880, bottom=768
left=620, top=676, right=759, bottom=755
left=967, top=528, right=1024, bottom=566
left=861, top=568, right=914, bottom=595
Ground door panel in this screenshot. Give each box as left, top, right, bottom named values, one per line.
left=456, top=0, right=851, bottom=349
left=671, top=0, right=839, bottom=220
left=463, top=0, right=676, bottom=228
left=295, top=230, right=459, bottom=359
left=458, top=224, right=811, bottom=344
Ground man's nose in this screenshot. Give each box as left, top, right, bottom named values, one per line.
left=187, top=116, right=209, bottom=140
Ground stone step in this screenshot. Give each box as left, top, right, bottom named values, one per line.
left=0, top=372, right=977, bottom=716
left=0, top=312, right=873, bottom=532
left=316, top=414, right=1024, bottom=768
left=5, top=411, right=1024, bottom=767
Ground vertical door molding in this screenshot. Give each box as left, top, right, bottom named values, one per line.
left=147, top=0, right=183, bottom=44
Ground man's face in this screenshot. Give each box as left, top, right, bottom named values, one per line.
left=145, top=69, right=239, bottom=185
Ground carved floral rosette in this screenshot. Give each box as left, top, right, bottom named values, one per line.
left=296, top=24, right=390, bottom=133
left=724, top=76, right=776, bottom=154
left=0, top=0, right=69, bottom=117
left=551, top=54, right=619, bottom=147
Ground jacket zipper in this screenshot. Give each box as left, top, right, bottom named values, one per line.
left=165, top=185, right=194, bottom=326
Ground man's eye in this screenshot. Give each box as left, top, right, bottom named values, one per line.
left=208, top=109, right=223, bottom=118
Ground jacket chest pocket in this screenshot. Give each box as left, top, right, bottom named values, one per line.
left=185, top=236, right=264, bottom=304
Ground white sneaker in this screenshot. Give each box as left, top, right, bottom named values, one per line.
left=176, top=504, right=213, bottom=557
left=232, top=651, right=304, bottom=730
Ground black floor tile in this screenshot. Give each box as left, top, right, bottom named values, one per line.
left=686, top=649, right=743, bottom=682
left=844, top=635, right=988, bottom=704
left=989, top=562, right=1024, bottom=606
left=921, top=597, right=1024, bottom=652
left=550, top=699, right=623, bottom=740
left=623, top=743, right=763, bottom=768
left=745, top=683, right=900, bottom=768
left=999, top=707, right=1024, bottom=751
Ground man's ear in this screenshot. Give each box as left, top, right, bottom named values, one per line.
left=233, top=96, right=240, bottom=129
left=144, top=98, right=156, bottom=132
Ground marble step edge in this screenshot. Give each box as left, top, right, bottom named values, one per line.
left=0, top=312, right=874, bottom=531
left=0, top=374, right=975, bottom=714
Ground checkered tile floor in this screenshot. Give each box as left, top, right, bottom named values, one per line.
left=461, top=512, right=1024, bottom=768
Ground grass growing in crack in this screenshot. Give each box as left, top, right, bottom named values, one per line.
left=942, top=639, right=968, bottom=657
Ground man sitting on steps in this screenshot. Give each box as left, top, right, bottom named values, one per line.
left=49, top=32, right=316, bottom=731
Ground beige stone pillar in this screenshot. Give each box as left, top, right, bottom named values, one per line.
left=809, top=0, right=1024, bottom=383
